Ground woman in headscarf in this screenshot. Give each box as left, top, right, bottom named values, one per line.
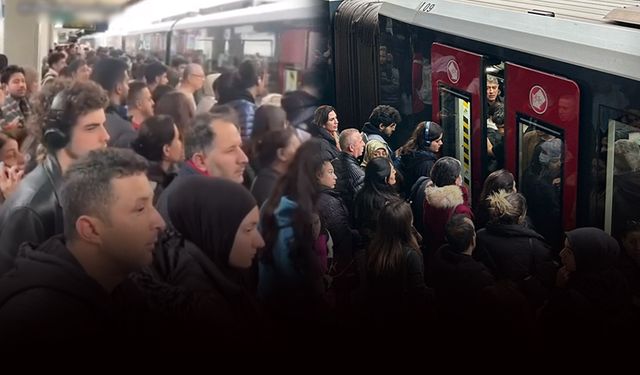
left=541, top=227, right=632, bottom=352
left=361, top=139, right=389, bottom=168
left=138, top=175, right=265, bottom=349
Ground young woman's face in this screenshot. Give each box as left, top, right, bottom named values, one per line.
left=228, top=207, right=264, bottom=269
left=387, top=163, right=397, bottom=186
left=317, top=161, right=337, bottom=189
left=372, top=148, right=388, bottom=158
left=429, top=135, right=443, bottom=153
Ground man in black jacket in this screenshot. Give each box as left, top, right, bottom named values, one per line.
left=0, top=79, right=111, bottom=276
left=91, top=57, right=136, bottom=148
left=333, top=128, right=365, bottom=219
left=0, top=148, right=165, bottom=349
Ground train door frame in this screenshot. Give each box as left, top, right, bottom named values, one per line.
left=431, top=43, right=485, bottom=202
left=504, top=62, right=581, bottom=232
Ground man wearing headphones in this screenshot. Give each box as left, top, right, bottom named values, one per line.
left=0, top=79, right=110, bottom=276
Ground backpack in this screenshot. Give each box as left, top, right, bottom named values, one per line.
left=408, top=176, right=431, bottom=240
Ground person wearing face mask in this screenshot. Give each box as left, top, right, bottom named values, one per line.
left=138, top=175, right=266, bottom=350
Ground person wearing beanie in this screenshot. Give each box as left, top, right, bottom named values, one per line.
left=396, top=121, right=444, bottom=197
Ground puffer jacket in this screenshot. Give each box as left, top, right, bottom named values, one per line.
left=226, top=93, right=256, bottom=143
left=316, top=188, right=360, bottom=265
left=332, top=152, right=364, bottom=217
left=397, top=149, right=438, bottom=197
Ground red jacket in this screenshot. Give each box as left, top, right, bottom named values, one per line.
left=422, top=183, right=473, bottom=252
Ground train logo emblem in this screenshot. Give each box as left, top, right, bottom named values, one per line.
left=447, top=60, right=460, bottom=84
left=529, top=85, right=548, bottom=114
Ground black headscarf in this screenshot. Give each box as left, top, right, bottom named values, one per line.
left=566, top=227, right=619, bottom=273
left=168, top=175, right=258, bottom=269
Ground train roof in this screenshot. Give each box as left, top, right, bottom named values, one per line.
left=377, top=0, right=640, bottom=81
left=124, top=0, right=321, bottom=35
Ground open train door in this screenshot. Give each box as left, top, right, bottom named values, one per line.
left=505, top=63, right=580, bottom=249
left=431, top=43, right=485, bottom=202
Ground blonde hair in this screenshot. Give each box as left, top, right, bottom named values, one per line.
left=486, top=190, right=527, bottom=225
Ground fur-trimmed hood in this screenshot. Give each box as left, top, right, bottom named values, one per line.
left=425, top=184, right=465, bottom=209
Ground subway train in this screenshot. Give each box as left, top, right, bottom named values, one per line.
left=79, top=0, right=328, bottom=93
left=332, top=0, right=640, bottom=247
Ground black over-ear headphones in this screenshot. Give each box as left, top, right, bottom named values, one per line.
left=423, top=121, right=433, bottom=147
left=43, top=89, right=71, bottom=150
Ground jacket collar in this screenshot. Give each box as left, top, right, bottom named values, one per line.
left=44, top=154, right=64, bottom=206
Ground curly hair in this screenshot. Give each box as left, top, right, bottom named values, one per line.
left=25, top=78, right=108, bottom=154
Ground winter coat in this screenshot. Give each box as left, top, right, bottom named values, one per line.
left=430, top=244, right=495, bottom=319
left=422, top=184, right=473, bottom=254
left=0, top=236, right=147, bottom=349
left=258, top=197, right=325, bottom=313
left=361, top=121, right=394, bottom=159
left=475, top=223, right=557, bottom=289
left=316, top=188, right=360, bottom=265
left=226, top=92, right=257, bottom=143
left=397, top=149, right=437, bottom=197
left=0, top=155, right=64, bottom=276
left=332, top=152, right=364, bottom=218
left=315, top=127, right=340, bottom=161
left=281, top=90, right=318, bottom=142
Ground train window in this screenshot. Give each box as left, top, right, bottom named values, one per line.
left=486, top=70, right=505, bottom=174
left=517, top=116, right=564, bottom=247
left=439, top=84, right=472, bottom=192
left=603, top=112, right=640, bottom=239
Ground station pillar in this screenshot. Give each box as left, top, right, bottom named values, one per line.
left=2, top=0, right=52, bottom=75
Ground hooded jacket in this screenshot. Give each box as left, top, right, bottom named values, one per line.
left=422, top=184, right=473, bottom=253
left=225, top=90, right=256, bottom=143
left=0, top=236, right=146, bottom=348
left=361, top=121, right=393, bottom=157
left=0, top=155, right=64, bottom=276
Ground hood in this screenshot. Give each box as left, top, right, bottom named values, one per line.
left=566, top=227, right=620, bottom=273
left=0, top=236, right=109, bottom=308
left=425, top=184, right=465, bottom=209
left=273, top=196, right=298, bottom=228
left=361, top=121, right=388, bottom=141
left=485, top=223, right=546, bottom=241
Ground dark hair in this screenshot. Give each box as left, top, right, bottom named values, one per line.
left=155, top=91, right=194, bottom=135
left=214, top=71, right=238, bottom=104
left=397, top=121, right=443, bottom=156
left=367, top=200, right=419, bottom=276
left=48, top=52, right=66, bottom=68
left=1, top=65, right=25, bottom=84
left=255, top=127, right=297, bottom=169
left=64, top=59, right=87, bottom=78
left=368, top=105, right=401, bottom=128
left=354, top=157, right=399, bottom=233
left=250, top=105, right=287, bottom=161
left=0, top=54, right=8, bottom=71
left=445, top=214, right=475, bottom=253
left=234, top=59, right=260, bottom=90
left=90, top=57, right=128, bottom=93
left=30, top=79, right=109, bottom=152
left=183, top=108, right=237, bottom=159
left=480, top=169, right=515, bottom=201
left=127, top=81, right=149, bottom=107
left=0, top=131, right=16, bottom=150
left=144, top=62, right=168, bottom=84
left=623, top=220, right=640, bottom=238
left=170, top=56, right=188, bottom=69
left=260, top=139, right=329, bottom=277
left=152, top=84, right=174, bottom=103
left=430, top=156, right=461, bottom=187
left=312, top=105, right=335, bottom=129
left=487, top=191, right=527, bottom=225
left=491, top=102, right=504, bottom=127
left=132, top=115, right=176, bottom=162
left=61, top=148, right=149, bottom=239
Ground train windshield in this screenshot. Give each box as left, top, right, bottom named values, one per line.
left=439, top=84, right=472, bottom=193
left=517, top=116, right=564, bottom=248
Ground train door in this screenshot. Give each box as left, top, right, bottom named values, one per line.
left=504, top=63, right=580, bottom=249
left=431, top=43, right=484, bottom=202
